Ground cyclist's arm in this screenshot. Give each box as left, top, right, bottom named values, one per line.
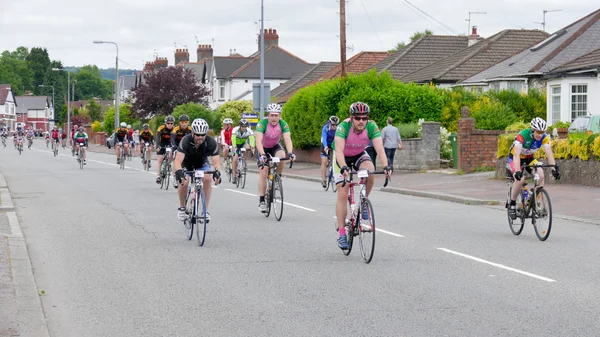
left=170, top=131, right=176, bottom=148
left=512, top=143, right=522, bottom=172
left=173, top=151, right=185, bottom=172
left=254, top=131, right=264, bottom=156
left=249, top=131, right=256, bottom=148
left=231, top=132, right=237, bottom=147
left=334, top=136, right=347, bottom=168
left=154, top=131, right=161, bottom=147
left=321, top=125, right=328, bottom=147
left=372, top=137, right=388, bottom=169
left=220, top=129, right=226, bottom=146
left=282, top=132, right=293, bottom=155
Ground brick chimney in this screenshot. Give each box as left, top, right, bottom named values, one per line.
left=468, top=26, right=480, bottom=47
left=197, top=44, right=213, bottom=62
left=174, top=48, right=189, bottom=65
left=258, top=28, right=279, bottom=52
left=154, top=57, right=168, bottom=69
left=143, top=61, right=154, bottom=72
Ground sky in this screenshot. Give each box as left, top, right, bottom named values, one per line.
left=0, top=0, right=597, bottom=70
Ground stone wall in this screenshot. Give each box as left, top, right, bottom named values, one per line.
left=394, top=122, right=440, bottom=170
left=495, top=157, right=600, bottom=187
left=457, top=107, right=507, bottom=173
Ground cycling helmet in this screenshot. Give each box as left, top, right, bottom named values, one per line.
left=179, top=114, right=189, bottom=122
left=530, top=117, right=547, bottom=132
left=120, top=122, right=127, bottom=127
left=266, top=103, right=282, bottom=114
left=349, top=102, right=370, bottom=115
left=191, top=118, right=209, bottom=134
left=329, top=116, right=340, bottom=125
left=143, top=124, right=149, bottom=129
left=223, top=118, right=233, bottom=124
left=239, top=118, right=249, bottom=127
left=127, top=124, right=132, bottom=129
left=78, top=127, right=84, bottom=132
left=165, top=115, right=175, bottom=123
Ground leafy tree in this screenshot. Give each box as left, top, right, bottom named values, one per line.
left=172, top=102, right=221, bottom=131
left=74, top=65, right=112, bottom=100
left=26, top=47, right=51, bottom=94
left=132, top=67, right=210, bottom=118
left=87, top=100, right=103, bottom=122
left=215, top=100, right=253, bottom=126
left=103, top=103, right=135, bottom=133
left=71, top=114, right=91, bottom=127
left=389, top=29, right=433, bottom=53
left=0, top=49, right=34, bottom=95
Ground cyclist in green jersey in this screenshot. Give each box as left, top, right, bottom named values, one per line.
left=231, top=118, right=256, bottom=184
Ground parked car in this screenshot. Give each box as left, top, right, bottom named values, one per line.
left=569, top=115, right=600, bottom=135
left=106, top=132, right=115, bottom=148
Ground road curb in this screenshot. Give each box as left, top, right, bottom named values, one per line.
left=0, top=188, right=15, bottom=211
left=379, top=186, right=503, bottom=206
left=246, top=168, right=323, bottom=183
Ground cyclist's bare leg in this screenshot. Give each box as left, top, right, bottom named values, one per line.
left=258, top=164, right=268, bottom=196
left=147, top=146, right=153, bottom=160
left=511, top=178, right=525, bottom=201
left=232, top=152, right=238, bottom=176
left=178, top=176, right=188, bottom=207
left=156, top=154, right=164, bottom=175
left=274, top=149, right=286, bottom=175
left=359, top=161, right=376, bottom=197
left=320, top=156, right=328, bottom=181
left=202, top=174, right=213, bottom=207
left=336, top=182, right=351, bottom=230
left=536, top=167, right=545, bottom=186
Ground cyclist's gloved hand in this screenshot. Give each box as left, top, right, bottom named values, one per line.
left=513, top=171, right=523, bottom=181
left=552, top=167, right=561, bottom=180
left=259, top=154, right=267, bottom=166
left=340, top=166, right=349, bottom=177
left=213, top=170, right=221, bottom=183
left=288, top=152, right=296, bottom=161
left=175, top=169, right=186, bottom=183
left=383, top=166, right=393, bottom=176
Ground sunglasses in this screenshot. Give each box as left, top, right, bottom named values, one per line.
left=193, top=133, right=206, bottom=137
left=533, top=130, right=545, bottom=135
left=166, top=123, right=174, bottom=125
left=353, top=116, right=368, bottom=121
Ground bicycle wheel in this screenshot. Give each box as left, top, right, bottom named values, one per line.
left=358, top=198, right=376, bottom=263
left=226, top=158, right=232, bottom=182
left=165, top=162, right=171, bottom=190
left=183, top=190, right=194, bottom=240
left=160, top=162, right=166, bottom=189
left=330, top=166, right=337, bottom=193
left=196, top=189, right=207, bottom=246
left=532, top=188, right=552, bottom=241
left=79, top=150, right=84, bottom=169
left=240, top=160, right=247, bottom=189
left=342, top=200, right=354, bottom=256
left=324, top=164, right=331, bottom=192
left=273, top=174, right=284, bottom=221
left=235, top=161, right=241, bottom=188
left=264, top=178, right=272, bottom=217
left=507, top=185, right=524, bottom=236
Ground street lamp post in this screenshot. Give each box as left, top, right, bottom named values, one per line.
left=93, top=40, right=119, bottom=129
left=38, top=84, right=55, bottom=131
left=51, top=68, right=70, bottom=136
left=259, top=0, right=265, bottom=120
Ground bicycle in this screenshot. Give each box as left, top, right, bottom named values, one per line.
left=338, top=170, right=389, bottom=263
left=27, top=137, right=33, bottom=150
left=235, top=148, right=248, bottom=189
left=159, top=146, right=173, bottom=189
left=61, top=138, right=66, bottom=149
left=323, top=149, right=337, bottom=193
left=141, top=143, right=151, bottom=171
left=77, top=144, right=86, bottom=169
left=45, top=137, right=50, bottom=148
left=17, top=139, right=23, bottom=155
left=262, top=155, right=293, bottom=221
left=1, top=136, right=6, bottom=148
left=117, top=142, right=126, bottom=169
left=127, top=143, right=133, bottom=161
left=51, top=139, right=58, bottom=157
left=182, top=169, right=216, bottom=246
left=505, top=163, right=557, bottom=241
left=224, top=147, right=233, bottom=182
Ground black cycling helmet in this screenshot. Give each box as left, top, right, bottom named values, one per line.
left=165, top=115, right=175, bottom=123
left=239, top=118, right=249, bottom=127
left=178, top=114, right=189, bottom=122
left=349, top=102, right=370, bottom=115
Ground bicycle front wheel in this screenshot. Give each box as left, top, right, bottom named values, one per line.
left=532, top=188, right=552, bottom=241
left=164, top=162, right=171, bottom=190
left=343, top=200, right=354, bottom=256
left=264, top=179, right=272, bottom=217
left=358, top=198, right=376, bottom=263
left=226, top=158, right=232, bottom=182
left=196, top=189, right=207, bottom=246
left=183, top=191, right=194, bottom=240
left=507, top=185, right=524, bottom=236
left=273, top=175, right=284, bottom=221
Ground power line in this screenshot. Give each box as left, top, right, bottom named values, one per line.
left=360, top=0, right=386, bottom=50
left=402, top=0, right=460, bottom=35
left=395, top=0, right=450, bottom=34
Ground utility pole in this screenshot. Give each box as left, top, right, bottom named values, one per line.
left=535, top=9, right=562, bottom=32
left=259, top=0, right=265, bottom=120
left=466, top=11, right=486, bottom=35
left=340, top=0, right=347, bottom=78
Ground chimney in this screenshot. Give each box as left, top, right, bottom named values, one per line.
left=258, top=28, right=279, bottom=52
left=143, top=61, right=154, bottom=72
left=174, top=48, right=189, bottom=65
left=154, top=57, right=168, bottom=69
left=468, top=26, right=480, bottom=47
left=197, top=44, right=213, bottom=62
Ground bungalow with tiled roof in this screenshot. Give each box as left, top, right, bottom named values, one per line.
left=0, top=84, right=18, bottom=130
left=402, top=29, right=549, bottom=88
left=275, top=51, right=389, bottom=104
left=271, top=61, right=339, bottom=100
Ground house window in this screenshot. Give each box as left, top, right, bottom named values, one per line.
left=219, top=80, right=225, bottom=100
left=570, top=84, right=587, bottom=121
left=551, top=86, right=561, bottom=124
left=507, top=81, right=523, bottom=92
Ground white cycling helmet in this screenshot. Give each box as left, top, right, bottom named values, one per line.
left=223, top=118, right=233, bottom=124
left=530, top=117, right=547, bottom=132
left=191, top=118, right=209, bottom=134
left=266, top=103, right=282, bottom=114
left=127, top=124, right=132, bottom=128
left=120, top=122, right=127, bottom=127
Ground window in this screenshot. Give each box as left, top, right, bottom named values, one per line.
left=570, top=84, right=587, bottom=121
left=219, top=80, right=225, bottom=100
left=507, top=81, right=523, bottom=92
left=551, top=86, right=561, bottom=124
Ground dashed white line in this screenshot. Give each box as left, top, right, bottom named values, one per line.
left=437, top=248, right=556, bottom=283
left=332, top=216, right=405, bottom=237
left=225, top=188, right=316, bottom=212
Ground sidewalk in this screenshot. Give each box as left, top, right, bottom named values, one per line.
left=86, top=144, right=600, bottom=225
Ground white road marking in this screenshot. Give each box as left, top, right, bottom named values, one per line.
left=437, top=248, right=556, bottom=283
left=332, top=216, right=405, bottom=237
left=225, top=188, right=316, bottom=212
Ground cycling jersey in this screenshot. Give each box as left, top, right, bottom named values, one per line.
left=115, top=127, right=129, bottom=141
left=321, top=122, right=336, bottom=148
left=256, top=119, right=290, bottom=149
left=74, top=132, right=88, bottom=145
left=220, top=127, right=233, bottom=146
left=138, top=130, right=154, bottom=143
left=172, top=125, right=192, bottom=147
left=155, top=124, right=174, bottom=146
left=333, top=119, right=381, bottom=157
left=51, top=130, right=60, bottom=139
left=509, top=128, right=550, bottom=159
left=128, top=129, right=134, bottom=141
left=177, top=134, right=219, bottom=170
left=231, top=126, right=255, bottom=147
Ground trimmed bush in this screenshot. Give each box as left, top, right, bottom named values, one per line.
left=591, top=135, right=600, bottom=159
left=172, top=103, right=221, bottom=132
left=397, top=123, right=421, bottom=139
left=505, top=120, right=529, bottom=131
left=91, top=121, right=102, bottom=132
left=497, top=133, right=517, bottom=158
left=551, top=139, right=571, bottom=159
left=470, top=97, right=517, bottom=130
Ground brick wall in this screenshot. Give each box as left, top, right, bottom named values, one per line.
left=457, top=113, right=506, bottom=173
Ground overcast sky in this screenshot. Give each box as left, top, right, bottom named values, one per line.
left=0, top=0, right=597, bottom=70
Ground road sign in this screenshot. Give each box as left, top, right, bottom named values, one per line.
left=242, top=113, right=259, bottom=126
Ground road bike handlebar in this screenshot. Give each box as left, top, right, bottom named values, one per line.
left=341, top=170, right=390, bottom=188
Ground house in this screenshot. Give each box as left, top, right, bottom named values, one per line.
left=0, top=84, right=18, bottom=130
left=15, top=96, right=52, bottom=131
left=271, top=61, right=339, bottom=100
left=200, top=29, right=314, bottom=109
left=402, top=28, right=549, bottom=88
left=545, top=48, right=600, bottom=122
left=275, top=51, right=389, bottom=104
left=461, top=9, right=600, bottom=123
left=368, top=34, right=475, bottom=80
left=118, top=75, right=137, bottom=101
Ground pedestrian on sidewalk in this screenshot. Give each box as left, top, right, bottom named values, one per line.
left=381, top=117, right=403, bottom=168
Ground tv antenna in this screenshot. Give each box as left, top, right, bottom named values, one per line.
left=534, top=9, right=562, bottom=32
left=466, top=12, right=486, bottom=35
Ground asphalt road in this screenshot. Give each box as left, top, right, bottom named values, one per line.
left=1, top=141, right=600, bottom=337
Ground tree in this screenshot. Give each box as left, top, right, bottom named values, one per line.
left=87, top=100, right=103, bottom=122
left=71, top=114, right=91, bottom=127
left=0, top=49, right=34, bottom=95
left=132, top=67, right=210, bottom=118
left=74, top=65, right=113, bottom=100
left=40, top=60, right=67, bottom=115
left=389, top=29, right=433, bottom=53
left=103, top=104, right=135, bottom=133
left=26, top=47, right=51, bottom=94
left=172, top=102, right=220, bottom=131
left=215, top=100, right=253, bottom=127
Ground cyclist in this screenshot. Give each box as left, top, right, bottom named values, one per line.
left=138, top=124, right=154, bottom=168
left=174, top=118, right=222, bottom=223
left=320, top=116, right=339, bottom=188
left=155, top=115, right=176, bottom=184
left=255, top=103, right=296, bottom=212
left=171, top=114, right=192, bottom=188
left=114, top=122, right=130, bottom=164
left=73, top=127, right=88, bottom=164
left=220, top=118, right=233, bottom=160
left=26, top=128, right=35, bottom=149
left=506, top=117, right=560, bottom=219
left=44, top=129, right=50, bottom=147
left=334, top=102, right=391, bottom=250
left=127, top=125, right=135, bottom=156
left=15, top=126, right=24, bottom=149
left=70, top=125, right=78, bottom=155
left=0, top=127, right=7, bottom=146
left=60, top=129, right=67, bottom=148
left=50, top=126, right=60, bottom=148
left=231, top=118, right=256, bottom=184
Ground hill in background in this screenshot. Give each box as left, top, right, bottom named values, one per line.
left=64, top=66, right=138, bottom=81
